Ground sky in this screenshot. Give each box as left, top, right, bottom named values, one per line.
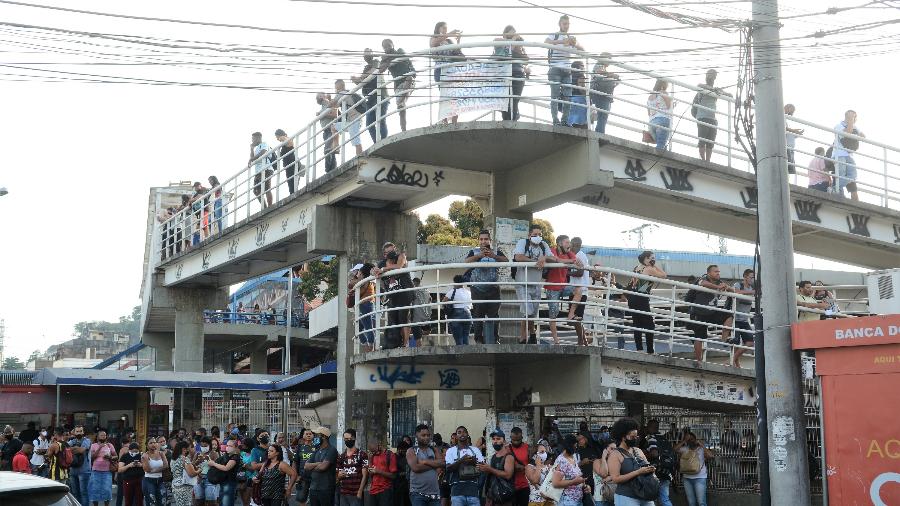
left=0, top=0, right=895, bottom=361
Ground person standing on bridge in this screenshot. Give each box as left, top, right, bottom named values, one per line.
left=353, top=48, right=389, bottom=143
left=464, top=229, right=508, bottom=344
left=626, top=251, right=667, bottom=355
left=248, top=132, right=274, bottom=209
left=513, top=224, right=555, bottom=344
left=495, top=25, right=529, bottom=121
left=590, top=55, right=619, bottom=134
left=275, top=129, right=302, bottom=195
left=833, top=109, right=865, bottom=200
left=374, top=242, right=415, bottom=348
left=380, top=39, right=417, bottom=132
left=316, top=93, right=339, bottom=173
left=692, top=69, right=731, bottom=163
left=545, top=15, right=582, bottom=126
left=431, top=21, right=463, bottom=125
left=688, top=265, right=735, bottom=361
left=730, top=269, right=755, bottom=368
left=646, top=79, right=673, bottom=151
left=334, top=79, right=365, bottom=158
left=784, top=103, right=804, bottom=174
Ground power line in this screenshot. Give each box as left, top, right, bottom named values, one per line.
left=287, top=0, right=751, bottom=7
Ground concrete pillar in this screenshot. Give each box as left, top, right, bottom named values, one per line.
left=170, top=287, right=225, bottom=373
left=484, top=171, right=532, bottom=227
left=249, top=345, right=269, bottom=400
left=142, top=332, right=174, bottom=371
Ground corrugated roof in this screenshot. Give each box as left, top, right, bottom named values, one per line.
left=582, top=246, right=754, bottom=266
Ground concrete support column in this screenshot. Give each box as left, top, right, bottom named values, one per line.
left=143, top=332, right=174, bottom=371
left=249, top=344, right=270, bottom=400
left=174, top=301, right=205, bottom=373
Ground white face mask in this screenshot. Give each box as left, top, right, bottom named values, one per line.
left=40, top=431, right=48, bottom=437
left=529, top=236, right=542, bottom=245
left=129, top=451, right=139, bottom=457
left=536, top=452, right=548, bottom=462
left=200, top=447, right=210, bottom=454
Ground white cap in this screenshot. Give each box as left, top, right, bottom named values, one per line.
left=350, top=263, right=364, bottom=272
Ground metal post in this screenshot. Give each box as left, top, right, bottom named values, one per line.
left=752, top=0, right=811, bottom=502
left=179, top=388, right=184, bottom=428
left=435, top=269, right=441, bottom=344
left=668, top=285, right=676, bottom=357
left=601, top=273, right=611, bottom=347
left=727, top=100, right=734, bottom=167
left=754, top=313, right=770, bottom=506
left=817, top=374, right=829, bottom=505
left=883, top=147, right=889, bottom=207
left=55, top=384, right=60, bottom=427
left=282, top=269, right=293, bottom=436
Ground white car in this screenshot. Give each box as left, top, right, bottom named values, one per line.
left=0, top=472, right=80, bottom=505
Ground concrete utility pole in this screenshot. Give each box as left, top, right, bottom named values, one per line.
left=751, top=0, right=811, bottom=504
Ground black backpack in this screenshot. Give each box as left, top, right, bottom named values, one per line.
left=70, top=442, right=85, bottom=468
left=206, top=455, right=229, bottom=484
left=511, top=241, right=546, bottom=279
left=654, top=438, right=677, bottom=479
left=824, top=147, right=836, bottom=173
left=839, top=128, right=860, bottom=152
left=351, top=92, right=367, bottom=114
left=690, top=91, right=703, bottom=119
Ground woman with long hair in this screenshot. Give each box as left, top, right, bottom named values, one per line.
left=208, top=175, right=224, bottom=235
left=430, top=21, right=463, bottom=124
left=551, top=434, right=588, bottom=506
left=141, top=437, right=168, bottom=506
left=255, top=444, right=298, bottom=506
left=625, top=250, right=667, bottom=354
left=647, top=79, right=673, bottom=150
left=171, top=441, right=200, bottom=506
left=606, top=418, right=657, bottom=506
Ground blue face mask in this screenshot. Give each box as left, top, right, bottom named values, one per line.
left=313, top=437, right=321, bottom=447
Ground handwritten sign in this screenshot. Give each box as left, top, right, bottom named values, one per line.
left=354, top=363, right=490, bottom=391
left=438, top=61, right=511, bottom=121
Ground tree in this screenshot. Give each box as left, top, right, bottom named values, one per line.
left=2, top=356, right=25, bottom=370
left=297, top=259, right=339, bottom=303
left=416, top=214, right=478, bottom=247
left=532, top=218, right=556, bottom=248
left=448, top=200, right=484, bottom=239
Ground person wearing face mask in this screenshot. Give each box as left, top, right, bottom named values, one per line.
left=142, top=438, right=168, bottom=506
left=89, top=430, right=117, bottom=506
left=304, top=426, right=339, bottom=506
left=444, top=426, right=484, bottom=506
left=478, top=429, right=516, bottom=506
left=626, top=250, right=667, bottom=355
left=1, top=425, right=23, bottom=471
left=674, top=432, right=713, bottom=506
left=248, top=432, right=271, bottom=504
left=513, top=224, right=556, bottom=344
left=293, top=429, right=316, bottom=506
left=506, top=427, right=530, bottom=506
left=524, top=442, right=552, bottom=506
left=172, top=441, right=201, bottom=506
left=117, top=442, right=145, bottom=506
left=551, top=434, right=588, bottom=506
left=208, top=439, right=242, bottom=506
left=336, top=429, right=368, bottom=506
left=31, top=428, right=51, bottom=477
left=606, top=418, right=657, bottom=506
left=67, top=425, right=92, bottom=506
left=191, top=436, right=221, bottom=506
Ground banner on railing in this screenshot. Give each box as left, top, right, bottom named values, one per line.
left=355, top=363, right=491, bottom=390
left=438, top=62, right=511, bottom=121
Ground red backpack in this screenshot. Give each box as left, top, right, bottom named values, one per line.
left=57, top=441, right=74, bottom=469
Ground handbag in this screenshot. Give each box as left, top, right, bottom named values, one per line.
left=183, top=467, right=199, bottom=487
left=618, top=449, right=659, bottom=501
left=538, top=461, right=563, bottom=502
left=582, top=491, right=595, bottom=506
left=488, top=475, right=516, bottom=503
left=642, top=130, right=654, bottom=143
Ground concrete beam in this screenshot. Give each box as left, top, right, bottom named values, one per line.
left=307, top=205, right=419, bottom=262
left=142, top=332, right=174, bottom=371
left=504, top=142, right=614, bottom=214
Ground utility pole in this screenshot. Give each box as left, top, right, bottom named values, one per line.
left=281, top=268, right=294, bottom=436
left=621, top=223, right=657, bottom=249
left=751, top=0, right=810, bottom=504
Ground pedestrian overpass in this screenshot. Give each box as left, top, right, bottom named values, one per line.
left=138, top=41, right=897, bottom=453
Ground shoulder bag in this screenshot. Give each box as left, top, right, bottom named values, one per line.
left=538, top=460, right=563, bottom=502
left=618, top=449, right=659, bottom=501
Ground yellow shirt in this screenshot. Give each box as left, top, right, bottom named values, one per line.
left=796, top=294, right=820, bottom=321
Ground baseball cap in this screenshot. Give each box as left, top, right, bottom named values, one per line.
left=350, top=263, right=364, bottom=272
left=489, top=427, right=506, bottom=439
left=313, top=426, right=332, bottom=438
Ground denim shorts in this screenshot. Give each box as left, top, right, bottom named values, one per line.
left=341, top=118, right=363, bottom=147
left=836, top=155, right=857, bottom=190
left=194, top=475, right=220, bottom=501
left=547, top=285, right=576, bottom=317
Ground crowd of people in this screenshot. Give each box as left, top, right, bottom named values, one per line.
left=351, top=227, right=842, bottom=368
left=158, top=179, right=225, bottom=260
left=1, top=417, right=741, bottom=506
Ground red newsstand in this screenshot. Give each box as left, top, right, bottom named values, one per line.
left=792, top=313, right=900, bottom=505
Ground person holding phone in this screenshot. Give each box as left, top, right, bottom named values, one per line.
left=626, top=251, right=667, bottom=355
left=606, top=418, right=656, bottom=506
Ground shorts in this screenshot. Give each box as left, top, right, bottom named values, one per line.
left=697, top=117, right=718, bottom=148
left=254, top=169, right=273, bottom=193
left=340, top=118, right=363, bottom=147
left=394, top=76, right=415, bottom=109
left=733, top=319, right=754, bottom=343
left=808, top=182, right=830, bottom=192
left=546, top=286, right=576, bottom=318
left=515, top=282, right=543, bottom=317
left=388, top=291, right=413, bottom=326
left=691, top=309, right=730, bottom=328
left=194, top=475, right=220, bottom=501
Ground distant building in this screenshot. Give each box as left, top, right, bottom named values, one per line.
left=27, top=330, right=133, bottom=370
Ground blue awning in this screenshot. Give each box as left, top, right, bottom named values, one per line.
left=272, top=361, right=337, bottom=392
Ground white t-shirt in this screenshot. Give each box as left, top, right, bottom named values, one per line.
left=444, top=446, right=485, bottom=466
left=31, top=437, right=50, bottom=466
left=569, top=250, right=591, bottom=287
left=678, top=446, right=707, bottom=479
left=252, top=142, right=270, bottom=174
left=445, top=287, right=472, bottom=310
left=547, top=32, right=574, bottom=68
left=513, top=238, right=550, bottom=283
left=647, top=92, right=672, bottom=121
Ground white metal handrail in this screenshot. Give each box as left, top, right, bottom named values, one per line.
left=153, top=41, right=900, bottom=264
left=350, top=262, right=859, bottom=367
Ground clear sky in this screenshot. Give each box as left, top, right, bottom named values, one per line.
left=0, top=0, right=892, bottom=361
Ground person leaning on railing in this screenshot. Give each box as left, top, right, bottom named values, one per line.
left=373, top=242, right=415, bottom=348
left=350, top=263, right=377, bottom=352
left=626, top=251, right=667, bottom=355
left=441, top=275, right=473, bottom=345
left=494, top=25, right=529, bottom=121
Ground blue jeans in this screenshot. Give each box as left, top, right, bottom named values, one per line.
left=613, top=496, right=654, bottom=506
left=548, top=66, right=572, bottom=124
left=219, top=480, right=238, bottom=506
left=142, top=477, right=162, bottom=506
left=450, top=308, right=472, bottom=345
left=213, top=199, right=223, bottom=234
left=358, top=301, right=375, bottom=345
left=649, top=116, right=671, bottom=150
left=683, top=477, right=707, bottom=506
left=658, top=479, right=673, bottom=506
left=366, top=94, right=389, bottom=143
left=410, top=493, right=441, bottom=506
left=835, top=155, right=857, bottom=193
left=594, top=97, right=612, bottom=133
left=451, top=496, right=480, bottom=506
left=70, top=472, right=91, bottom=506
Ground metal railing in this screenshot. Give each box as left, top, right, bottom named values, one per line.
left=153, top=41, right=900, bottom=264
left=0, top=370, right=36, bottom=385
left=203, top=310, right=308, bottom=328
left=350, top=262, right=858, bottom=368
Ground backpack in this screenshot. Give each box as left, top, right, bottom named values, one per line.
left=679, top=448, right=702, bottom=475
left=350, top=92, right=367, bottom=114
left=824, top=147, right=836, bottom=173
left=57, top=441, right=74, bottom=469
left=70, top=441, right=85, bottom=468
left=266, top=150, right=278, bottom=169
left=206, top=454, right=229, bottom=484
left=654, top=439, right=677, bottom=478
left=511, top=241, right=546, bottom=279
left=690, top=91, right=703, bottom=119
left=839, top=127, right=860, bottom=151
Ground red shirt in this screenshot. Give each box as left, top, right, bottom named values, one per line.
left=509, top=444, right=530, bottom=490
left=369, top=450, right=398, bottom=495
left=337, top=449, right=368, bottom=496
left=545, top=248, right=577, bottom=291
left=12, top=451, right=31, bottom=473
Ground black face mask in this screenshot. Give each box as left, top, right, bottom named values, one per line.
left=259, top=436, right=269, bottom=445
left=624, top=439, right=638, bottom=448
left=492, top=443, right=503, bottom=451
left=386, top=250, right=399, bottom=261
left=345, top=439, right=356, bottom=449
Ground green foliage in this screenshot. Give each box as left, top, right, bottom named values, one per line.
left=531, top=218, right=556, bottom=248
left=448, top=200, right=484, bottom=239
left=72, top=305, right=141, bottom=340
left=427, top=232, right=478, bottom=247
left=2, top=356, right=25, bottom=370
left=297, top=259, right=340, bottom=302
